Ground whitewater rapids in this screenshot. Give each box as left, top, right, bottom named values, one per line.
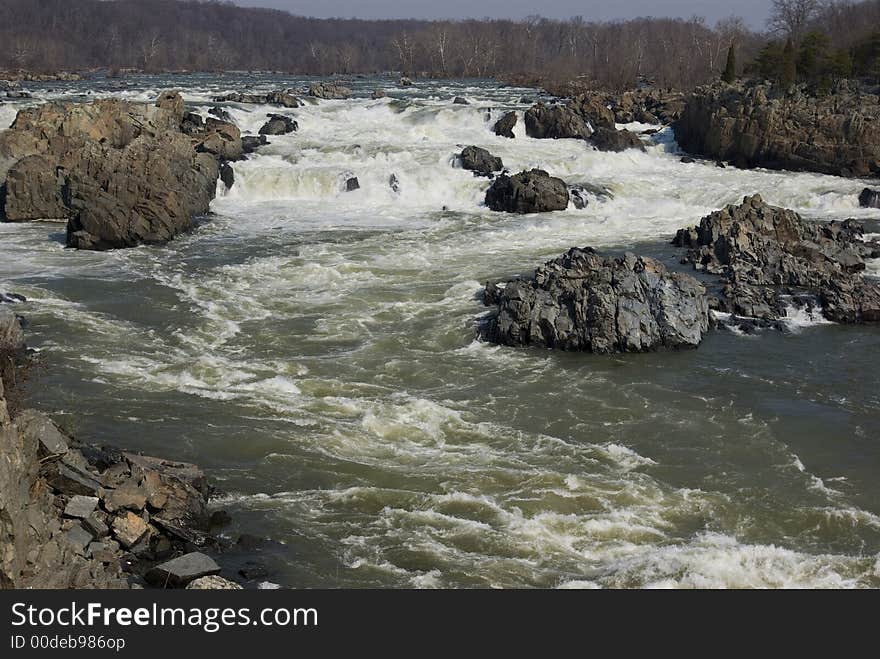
left=1, top=73, right=879, bottom=588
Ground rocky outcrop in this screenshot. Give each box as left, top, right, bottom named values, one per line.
left=308, top=82, right=352, bottom=100
left=212, top=91, right=301, bottom=108
left=589, top=127, right=645, bottom=152
left=674, top=81, right=880, bottom=177
left=480, top=248, right=709, bottom=353
left=860, top=188, right=880, bottom=209
left=459, top=146, right=502, bottom=177
left=0, top=93, right=235, bottom=250
left=552, top=85, right=685, bottom=124
left=524, top=103, right=592, bottom=140
left=673, top=194, right=880, bottom=324
left=568, top=94, right=616, bottom=129
left=258, top=114, right=297, bottom=135
left=494, top=111, right=517, bottom=138
left=485, top=169, right=569, bottom=213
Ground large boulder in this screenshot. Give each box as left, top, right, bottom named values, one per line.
left=674, top=81, right=880, bottom=177
left=308, top=82, right=352, bottom=100
left=485, top=169, right=569, bottom=213
left=673, top=194, right=880, bottom=323
left=480, top=247, right=709, bottom=353
left=0, top=93, right=229, bottom=250
left=494, top=111, right=517, bottom=138
left=589, top=127, right=645, bottom=152
left=459, top=146, right=502, bottom=177
left=859, top=188, right=880, bottom=209
left=524, top=103, right=592, bottom=140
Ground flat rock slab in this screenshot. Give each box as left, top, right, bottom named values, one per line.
left=146, top=552, right=221, bottom=588
left=63, top=495, right=99, bottom=519
left=65, top=524, right=94, bottom=554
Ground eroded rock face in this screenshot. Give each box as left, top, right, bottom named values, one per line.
left=485, top=169, right=569, bottom=213
left=308, top=82, right=352, bottom=100
left=589, top=127, right=645, bottom=152
left=674, top=81, right=880, bottom=177
left=524, top=103, right=592, bottom=140
left=459, top=146, right=503, bottom=177
left=0, top=93, right=234, bottom=250
left=673, top=194, right=880, bottom=323
left=480, top=247, right=709, bottom=353
left=494, top=111, right=517, bottom=138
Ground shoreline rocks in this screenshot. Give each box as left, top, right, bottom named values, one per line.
left=674, top=80, right=880, bottom=177
left=479, top=248, right=709, bottom=353
left=485, top=169, right=569, bottom=213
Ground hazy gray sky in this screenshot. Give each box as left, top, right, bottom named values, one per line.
left=230, top=0, right=772, bottom=27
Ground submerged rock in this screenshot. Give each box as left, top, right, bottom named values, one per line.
left=459, top=146, right=503, bottom=177
left=485, top=169, right=569, bottom=213
left=493, top=111, right=517, bottom=138
left=480, top=247, right=709, bottom=353
left=524, top=103, right=592, bottom=140
left=673, top=194, right=880, bottom=323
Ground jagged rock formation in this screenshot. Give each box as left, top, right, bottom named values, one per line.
left=479, top=248, right=709, bottom=353
left=0, top=92, right=240, bottom=250
left=494, top=111, right=517, bottom=138
left=485, top=169, right=569, bottom=213
left=459, top=146, right=503, bottom=177
left=674, top=81, right=880, bottom=177
left=673, top=194, right=880, bottom=323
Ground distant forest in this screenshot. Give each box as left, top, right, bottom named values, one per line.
left=1, top=0, right=879, bottom=89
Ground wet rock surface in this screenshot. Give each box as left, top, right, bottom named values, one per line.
left=485, top=169, right=569, bottom=213
left=673, top=194, right=880, bottom=324
left=480, top=247, right=709, bottom=353
left=459, top=146, right=503, bottom=177
left=493, top=111, right=517, bottom=138
left=258, top=113, right=297, bottom=135
left=524, top=103, right=593, bottom=140
left=589, top=127, right=645, bottom=152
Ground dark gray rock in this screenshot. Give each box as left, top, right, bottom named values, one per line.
left=494, top=111, right=517, bottom=138
left=345, top=177, right=360, bottom=192
left=64, top=524, right=94, bottom=554
left=673, top=194, right=880, bottom=324
left=241, top=135, right=268, bottom=155
left=459, top=146, right=503, bottom=177
left=389, top=173, right=400, bottom=193
left=45, top=462, right=102, bottom=496
left=680, top=156, right=696, bottom=163
left=485, top=169, right=569, bottom=214
left=480, top=248, right=709, bottom=353
left=219, top=161, right=234, bottom=190
left=524, top=103, right=593, bottom=140
left=859, top=188, right=880, bottom=209
left=453, top=96, right=469, bottom=105
left=258, top=114, right=297, bottom=136
left=146, top=551, right=221, bottom=587
left=590, top=127, right=645, bottom=152
left=208, top=106, right=233, bottom=122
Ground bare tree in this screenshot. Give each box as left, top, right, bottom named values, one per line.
left=768, top=0, right=822, bottom=43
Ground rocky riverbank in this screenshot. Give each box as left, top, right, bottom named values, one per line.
left=0, top=303, right=248, bottom=589
left=674, top=80, right=880, bottom=178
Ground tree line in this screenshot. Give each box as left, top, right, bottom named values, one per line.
left=0, top=0, right=878, bottom=90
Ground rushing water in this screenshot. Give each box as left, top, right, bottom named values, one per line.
left=2, top=73, right=880, bottom=588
